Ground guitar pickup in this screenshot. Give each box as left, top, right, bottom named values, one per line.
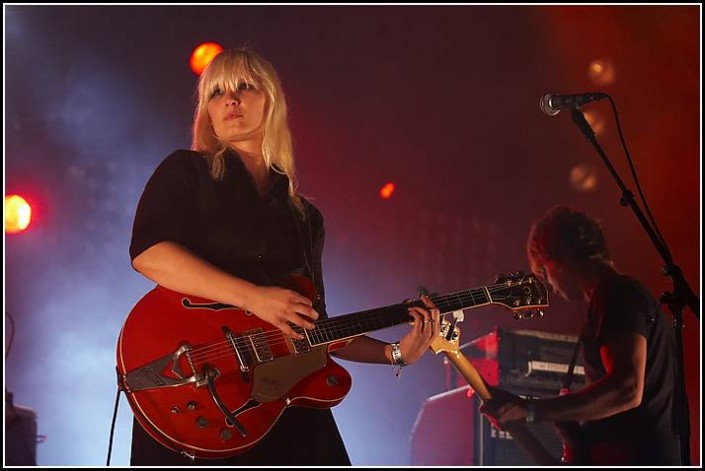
left=222, top=326, right=251, bottom=383
left=290, top=325, right=311, bottom=355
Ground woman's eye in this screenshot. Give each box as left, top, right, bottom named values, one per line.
left=237, top=82, right=254, bottom=92
left=211, top=88, right=223, bottom=98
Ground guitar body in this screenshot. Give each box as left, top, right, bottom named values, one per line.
left=117, top=275, right=352, bottom=459
left=557, top=421, right=642, bottom=466
left=555, top=420, right=585, bottom=465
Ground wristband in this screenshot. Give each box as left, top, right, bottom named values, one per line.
left=390, top=341, right=407, bottom=378
left=390, top=341, right=407, bottom=366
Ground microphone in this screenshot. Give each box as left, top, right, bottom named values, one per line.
left=539, top=92, right=608, bottom=116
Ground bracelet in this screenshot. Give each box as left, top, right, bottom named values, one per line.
left=390, top=341, right=407, bottom=366
left=390, top=341, right=406, bottom=378
left=525, top=399, right=539, bottom=423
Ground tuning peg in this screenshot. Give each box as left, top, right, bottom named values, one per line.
left=512, top=309, right=544, bottom=320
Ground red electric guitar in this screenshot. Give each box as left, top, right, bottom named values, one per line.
left=117, top=272, right=548, bottom=459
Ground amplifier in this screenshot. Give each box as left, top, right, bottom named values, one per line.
left=477, top=411, right=564, bottom=466
left=410, top=385, right=565, bottom=466
left=458, top=327, right=585, bottom=394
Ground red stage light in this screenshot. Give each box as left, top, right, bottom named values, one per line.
left=380, top=182, right=396, bottom=199
left=5, top=194, right=32, bottom=234
left=189, top=42, right=224, bottom=75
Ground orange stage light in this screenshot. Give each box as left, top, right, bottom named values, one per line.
left=189, top=42, right=224, bottom=75
left=380, top=182, right=396, bottom=199
left=5, top=194, right=32, bottom=234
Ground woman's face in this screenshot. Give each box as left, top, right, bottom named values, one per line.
left=207, top=82, right=266, bottom=146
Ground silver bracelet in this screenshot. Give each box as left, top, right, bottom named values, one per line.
left=390, top=341, right=407, bottom=366
left=390, top=341, right=406, bottom=378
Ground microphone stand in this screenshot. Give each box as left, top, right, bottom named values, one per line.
left=569, top=106, right=699, bottom=465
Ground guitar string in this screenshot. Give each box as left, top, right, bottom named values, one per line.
left=187, top=285, right=500, bottom=362
left=187, top=283, right=545, bottom=363
left=186, top=283, right=545, bottom=365
left=187, top=286, right=545, bottom=365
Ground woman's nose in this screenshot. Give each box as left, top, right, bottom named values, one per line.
left=225, top=91, right=241, bottom=105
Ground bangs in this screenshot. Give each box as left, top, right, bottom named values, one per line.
left=200, top=53, right=262, bottom=98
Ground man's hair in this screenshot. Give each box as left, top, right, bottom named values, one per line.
left=527, top=206, right=610, bottom=273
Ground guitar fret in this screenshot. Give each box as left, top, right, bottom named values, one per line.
left=455, top=293, right=466, bottom=309
left=483, top=286, right=492, bottom=304
left=468, top=289, right=478, bottom=307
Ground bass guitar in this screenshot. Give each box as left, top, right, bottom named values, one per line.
left=117, top=272, right=547, bottom=459
left=430, top=307, right=560, bottom=465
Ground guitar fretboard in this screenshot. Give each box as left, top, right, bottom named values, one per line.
left=307, top=287, right=493, bottom=346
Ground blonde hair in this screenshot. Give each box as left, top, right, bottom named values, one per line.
left=192, top=48, right=299, bottom=201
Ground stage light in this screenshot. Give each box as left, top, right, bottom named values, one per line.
left=190, top=42, right=224, bottom=75
left=5, top=194, right=32, bottom=234
left=569, top=163, right=598, bottom=192
left=380, top=182, right=395, bottom=199
left=588, top=59, right=616, bottom=86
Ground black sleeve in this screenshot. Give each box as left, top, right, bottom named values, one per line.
left=303, top=200, right=328, bottom=319
left=129, top=150, right=201, bottom=264
left=593, top=277, right=650, bottom=344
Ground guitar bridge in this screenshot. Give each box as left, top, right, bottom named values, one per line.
left=122, top=343, right=199, bottom=392
left=222, top=326, right=250, bottom=383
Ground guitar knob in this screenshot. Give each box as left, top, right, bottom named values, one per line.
left=220, top=428, right=233, bottom=441
left=326, top=375, right=339, bottom=387
left=187, top=401, right=197, bottom=410
left=195, top=416, right=209, bottom=429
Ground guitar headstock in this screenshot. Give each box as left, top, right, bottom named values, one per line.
left=491, top=271, right=549, bottom=320
left=428, top=272, right=549, bottom=355
left=430, top=312, right=462, bottom=355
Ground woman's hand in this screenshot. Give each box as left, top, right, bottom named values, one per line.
left=243, top=286, right=318, bottom=339
left=397, top=295, right=440, bottom=365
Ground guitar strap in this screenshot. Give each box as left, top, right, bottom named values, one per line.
left=289, top=198, right=322, bottom=312
left=560, top=327, right=585, bottom=393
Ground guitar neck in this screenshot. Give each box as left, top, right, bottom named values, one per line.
left=308, top=288, right=493, bottom=346
left=441, top=349, right=560, bottom=466
left=443, top=350, right=493, bottom=400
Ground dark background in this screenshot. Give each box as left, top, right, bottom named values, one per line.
left=5, top=5, right=700, bottom=465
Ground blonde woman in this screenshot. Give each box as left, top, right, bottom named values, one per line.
left=127, top=48, right=439, bottom=466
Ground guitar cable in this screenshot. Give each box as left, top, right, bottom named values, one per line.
left=106, top=368, right=122, bottom=466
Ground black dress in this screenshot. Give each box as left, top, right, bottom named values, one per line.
left=128, top=149, right=351, bottom=466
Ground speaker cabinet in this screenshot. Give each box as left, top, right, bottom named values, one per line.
left=476, top=411, right=564, bottom=465
left=5, top=403, right=38, bottom=465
